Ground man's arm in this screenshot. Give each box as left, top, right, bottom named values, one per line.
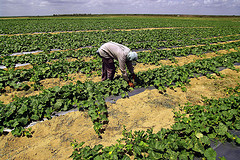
left=126, top=61, right=134, bottom=75
left=118, top=58, right=129, bottom=81
left=119, top=59, right=135, bottom=87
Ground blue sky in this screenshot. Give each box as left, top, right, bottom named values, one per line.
left=1, top=0, right=240, bottom=16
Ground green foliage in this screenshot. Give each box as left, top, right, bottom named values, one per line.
left=1, top=23, right=239, bottom=56
left=138, top=41, right=240, bottom=65
left=1, top=16, right=239, bottom=34
left=1, top=51, right=239, bottom=137
left=71, top=91, right=240, bottom=159
left=0, top=55, right=101, bottom=92
left=1, top=16, right=240, bottom=159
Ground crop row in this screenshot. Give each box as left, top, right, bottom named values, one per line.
left=1, top=27, right=239, bottom=56
left=71, top=90, right=240, bottom=160
left=1, top=17, right=239, bottom=34
left=138, top=40, right=240, bottom=64
left=0, top=51, right=239, bottom=137
left=1, top=39, right=239, bottom=68
left=0, top=58, right=102, bottom=92
left=1, top=41, right=239, bottom=93
left=0, top=47, right=96, bottom=68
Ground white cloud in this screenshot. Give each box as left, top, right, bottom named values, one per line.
left=39, top=1, right=50, bottom=7
left=204, top=0, right=228, bottom=6
left=192, top=1, right=201, bottom=7
left=1, top=0, right=240, bottom=16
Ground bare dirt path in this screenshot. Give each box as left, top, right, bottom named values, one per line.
left=0, top=66, right=239, bottom=160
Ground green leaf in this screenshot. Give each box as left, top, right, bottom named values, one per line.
left=92, top=115, right=99, bottom=122
left=181, top=87, right=187, bottom=92
left=133, top=145, right=141, bottom=156
left=12, top=120, right=19, bottom=127
left=148, top=150, right=163, bottom=159
left=172, top=123, right=186, bottom=131
left=214, top=123, right=228, bottom=136
left=94, top=155, right=102, bottom=160
left=121, top=92, right=126, bottom=98
left=182, top=138, right=193, bottom=150
left=17, top=105, right=28, bottom=115
left=139, top=141, right=148, bottom=147
left=236, top=137, right=240, bottom=144
left=0, top=126, right=4, bottom=133
left=218, top=157, right=227, bottom=160
left=193, top=141, right=204, bottom=154
left=208, top=133, right=216, bottom=139
left=200, top=136, right=210, bottom=145
left=178, top=151, right=189, bottom=160
left=166, top=150, right=179, bottom=160
left=122, top=155, right=130, bottom=160
left=204, top=148, right=216, bottom=160
left=53, top=86, right=61, bottom=92
left=31, top=114, right=40, bottom=121
left=54, top=99, right=64, bottom=110
left=233, top=120, right=240, bottom=130
left=195, top=132, right=203, bottom=139
left=19, top=117, right=28, bottom=125
left=11, top=126, right=24, bottom=137
left=153, top=141, right=165, bottom=152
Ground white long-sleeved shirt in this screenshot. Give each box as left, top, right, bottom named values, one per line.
left=98, top=41, right=134, bottom=81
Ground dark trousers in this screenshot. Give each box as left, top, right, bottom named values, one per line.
left=102, top=58, right=116, bottom=81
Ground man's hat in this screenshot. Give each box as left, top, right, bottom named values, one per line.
left=127, top=51, right=138, bottom=61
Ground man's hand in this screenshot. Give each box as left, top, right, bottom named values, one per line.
left=128, top=81, right=134, bottom=88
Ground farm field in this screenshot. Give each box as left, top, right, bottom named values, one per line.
left=0, top=15, right=240, bottom=160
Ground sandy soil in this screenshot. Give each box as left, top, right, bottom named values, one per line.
left=0, top=64, right=239, bottom=160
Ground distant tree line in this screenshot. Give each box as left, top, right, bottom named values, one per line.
left=52, top=14, right=239, bottom=18
left=53, top=14, right=95, bottom=17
